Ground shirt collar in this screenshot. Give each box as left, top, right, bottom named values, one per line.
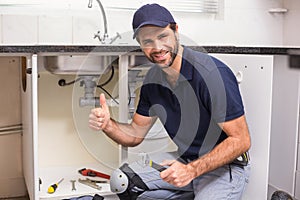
left=154, top=47, right=194, bottom=87
left=179, top=47, right=193, bottom=82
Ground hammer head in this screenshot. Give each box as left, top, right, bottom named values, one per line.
left=140, top=153, right=150, bottom=168
left=139, top=153, right=166, bottom=172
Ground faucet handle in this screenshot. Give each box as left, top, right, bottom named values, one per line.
left=94, top=31, right=101, bottom=39
left=93, top=31, right=121, bottom=44
left=109, top=32, right=122, bottom=44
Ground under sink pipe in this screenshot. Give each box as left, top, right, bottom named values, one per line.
left=79, top=75, right=99, bottom=107
left=88, top=0, right=109, bottom=40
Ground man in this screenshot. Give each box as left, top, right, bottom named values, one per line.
left=89, top=3, right=251, bottom=200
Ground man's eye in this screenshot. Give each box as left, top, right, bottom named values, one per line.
left=158, top=34, right=167, bottom=40
left=143, top=40, right=152, bottom=45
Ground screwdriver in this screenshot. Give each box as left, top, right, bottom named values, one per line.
left=47, top=178, right=64, bottom=194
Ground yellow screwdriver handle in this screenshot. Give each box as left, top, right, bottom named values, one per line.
left=47, top=178, right=64, bottom=194
left=47, top=184, right=57, bottom=194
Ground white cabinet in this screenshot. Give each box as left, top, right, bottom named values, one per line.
left=268, top=55, right=300, bottom=199
left=213, top=55, right=300, bottom=200
left=211, top=54, right=274, bottom=200
left=22, top=55, right=39, bottom=200
left=22, top=54, right=121, bottom=199
left=297, top=145, right=300, bottom=199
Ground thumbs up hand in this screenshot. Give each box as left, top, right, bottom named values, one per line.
left=89, top=93, right=111, bottom=131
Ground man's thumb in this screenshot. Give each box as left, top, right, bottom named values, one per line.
left=99, top=93, right=107, bottom=108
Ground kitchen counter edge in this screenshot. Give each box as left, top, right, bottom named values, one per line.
left=0, top=45, right=300, bottom=55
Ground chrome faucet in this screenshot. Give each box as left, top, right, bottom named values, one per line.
left=88, top=0, right=121, bottom=44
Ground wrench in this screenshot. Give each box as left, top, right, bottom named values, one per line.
left=78, top=178, right=102, bottom=190
left=70, top=180, right=76, bottom=191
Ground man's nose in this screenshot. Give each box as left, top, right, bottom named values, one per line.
left=152, top=40, right=163, bottom=50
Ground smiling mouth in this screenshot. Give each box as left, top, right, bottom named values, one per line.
left=152, top=50, right=170, bottom=62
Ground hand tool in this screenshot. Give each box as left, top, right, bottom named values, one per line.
left=70, top=180, right=76, bottom=191
left=232, top=151, right=250, bottom=166
left=78, top=168, right=110, bottom=180
left=141, top=153, right=166, bottom=172
left=39, top=178, right=42, bottom=191
left=47, top=178, right=64, bottom=194
left=78, top=178, right=102, bottom=190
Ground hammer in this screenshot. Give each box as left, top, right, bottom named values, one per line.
left=141, top=153, right=166, bottom=172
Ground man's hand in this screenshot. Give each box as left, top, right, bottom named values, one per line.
left=89, top=93, right=111, bottom=131
left=160, top=160, right=196, bottom=187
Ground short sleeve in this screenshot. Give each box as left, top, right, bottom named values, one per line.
left=136, top=84, right=151, bottom=117
left=201, top=67, right=244, bottom=123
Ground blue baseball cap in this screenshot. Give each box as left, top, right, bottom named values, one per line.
left=132, top=4, right=176, bottom=39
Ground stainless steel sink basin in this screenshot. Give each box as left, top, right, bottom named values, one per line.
left=39, top=53, right=152, bottom=75
left=40, top=54, right=119, bottom=75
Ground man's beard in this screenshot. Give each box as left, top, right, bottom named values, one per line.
left=150, top=36, right=179, bottom=68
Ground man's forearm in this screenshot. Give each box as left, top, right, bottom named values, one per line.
left=187, top=136, right=250, bottom=179
left=102, top=118, right=143, bottom=147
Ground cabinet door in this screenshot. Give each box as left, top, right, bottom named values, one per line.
left=21, top=55, right=39, bottom=200
left=268, top=55, right=300, bottom=197
left=211, top=54, right=274, bottom=200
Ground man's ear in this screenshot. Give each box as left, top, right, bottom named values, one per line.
left=175, top=24, right=179, bottom=32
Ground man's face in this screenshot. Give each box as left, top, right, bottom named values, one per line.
left=137, top=25, right=179, bottom=68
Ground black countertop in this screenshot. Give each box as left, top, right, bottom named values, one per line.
left=0, top=45, right=299, bottom=55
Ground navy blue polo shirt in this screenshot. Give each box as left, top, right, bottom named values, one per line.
left=136, top=47, right=244, bottom=161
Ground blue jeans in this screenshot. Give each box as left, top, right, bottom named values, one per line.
left=127, top=152, right=250, bottom=200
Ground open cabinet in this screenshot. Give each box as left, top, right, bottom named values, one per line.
left=21, top=52, right=175, bottom=199
left=22, top=54, right=123, bottom=199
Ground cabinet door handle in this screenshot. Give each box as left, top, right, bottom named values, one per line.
left=235, top=71, right=243, bottom=84
left=26, top=68, right=32, bottom=74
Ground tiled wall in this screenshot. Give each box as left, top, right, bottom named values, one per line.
left=283, top=0, right=300, bottom=46
left=2, top=15, right=38, bottom=44
left=1, top=0, right=298, bottom=46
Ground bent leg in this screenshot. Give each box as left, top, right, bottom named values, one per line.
left=137, top=189, right=194, bottom=200
left=127, top=152, right=194, bottom=199
left=193, top=164, right=250, bottom=200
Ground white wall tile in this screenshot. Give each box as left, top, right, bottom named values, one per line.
left=284, top=0, right=300, bottom=10
left=72, top=9, right=139, bottom=45
left=225, top=0, right=283, bottom=10
left=38, top=15, right=73, bottom=44
left=0, top=15, right=2, bottom=43
left=72, top=12, right=101, bottom=45
left=2, top=15, right=38, bottom=44
left=0, top=0, right=295, bottom=46
left=175, top=8, right=283, bottom=46
left=283, top=1, right=300, bottom=46
left=104, top=9, right=136, bottom=45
